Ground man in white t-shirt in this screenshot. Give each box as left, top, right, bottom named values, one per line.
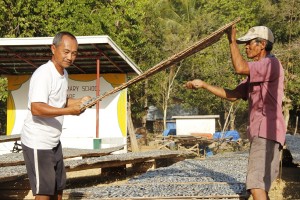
left=21, top=32, right=90, bottom=200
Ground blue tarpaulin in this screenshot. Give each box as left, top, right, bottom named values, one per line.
left=163, top=121, right=176, bottom=136
left=163, top=129, right=176, bottom=136
left=213, top=130, right=240, bottom=141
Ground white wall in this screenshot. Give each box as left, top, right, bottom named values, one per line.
left=173, top=115, right=219, bottom=135
left=2, top=74, right=127, bottom=155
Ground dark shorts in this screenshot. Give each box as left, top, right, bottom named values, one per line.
left=246, top=137, right=281, bottom=192
left=22, top=142, right=66, bottom=196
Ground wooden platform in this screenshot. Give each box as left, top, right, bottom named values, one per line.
left=0, top=149, right=189, bottom=183
left=0, top=134, right=21, bottom=143
left=63, top=190, right=247, bottom=200
left=0, top=149, right=190, bottom=200
left=154, top=135, right=214, bottom=157
left=65, top=150, right=188, bottom=172
left=0, top=144, right=126, bottom=167
left=0, top=145, right=126, bottom=182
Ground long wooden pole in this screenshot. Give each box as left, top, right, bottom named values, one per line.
left=96, top=58, right=100, bottom=138
left=81, top=18, right=240, bottom=111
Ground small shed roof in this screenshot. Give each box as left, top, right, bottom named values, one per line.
left=0, top=35, right=142, bottom=75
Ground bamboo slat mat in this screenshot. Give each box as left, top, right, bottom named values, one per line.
left=64, top=150, right=189, bottom=171
left=0, top=149, right=189, bottom=183
left=0, top=144, right=125, bottom=167
left=80, top=18, right=241, bottom=110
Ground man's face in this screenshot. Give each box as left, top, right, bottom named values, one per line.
left=244, top=39, right=265, bottom=61
left=51, top=35, right=78, bottom=69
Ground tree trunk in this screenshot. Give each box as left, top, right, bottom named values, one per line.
left=283, top=106, right=290, bottom=130
left=127, top=96, right=139, bottom=152
left=294, top=116, right=298, bottom=135
left=142, top=79, right=148, bottom=129
left=163, top=103, right=168, bottom=130
left=162, top=65, right=181, bottom=130
left=230, top=111, right=236, bottom=130
left=283, top=97, right=292, bottom=129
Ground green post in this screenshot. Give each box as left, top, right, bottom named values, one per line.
left=93, top=138, right=101, bottom=149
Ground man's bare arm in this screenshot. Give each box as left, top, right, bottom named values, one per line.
left=31, top=102, right=82, bottom=117
left=227, top=25, right=250, bottom=75
left=185, top=79, right=243, bottom=102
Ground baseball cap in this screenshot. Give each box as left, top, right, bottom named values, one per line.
left=237, top=26, right=274, bottom=44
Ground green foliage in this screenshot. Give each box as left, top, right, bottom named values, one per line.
left=0, top=77, right=8, bottom=102
left=138, top=0, right=300, bottom=132
left=0, top=77, right=8, bottom=134
left=258, top=0, right=300, bottom=43
left=262, top=0, right=300, bottom=121
left=0, top=0, right=61, bottom=37
left=0, top=0, right=300, bottom=132
left=140, top=0, right=261, bottom=131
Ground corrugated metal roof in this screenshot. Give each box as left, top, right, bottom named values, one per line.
left=0, top=35, right=142, bottom=75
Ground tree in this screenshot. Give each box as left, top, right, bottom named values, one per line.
left=258, top=0, right=300, bottom=131
left=0, top=77, right=8, bottom=134
left=1, top=0, right=300, bottom=135
left=0, top=0, right=150, bottom=133
left=144, top=0, right=216, bottom=130
left=158, top=0, right=263, bottom=133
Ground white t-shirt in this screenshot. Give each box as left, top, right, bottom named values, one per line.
left=21, top=60, right=68, bottom=149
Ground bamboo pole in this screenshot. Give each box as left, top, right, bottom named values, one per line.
left=80, top=18, right=241, bottom=111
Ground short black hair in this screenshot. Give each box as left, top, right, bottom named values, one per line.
left=255, top=38, right=273, bottom=51
left=52, top=32, right=77, bottom=46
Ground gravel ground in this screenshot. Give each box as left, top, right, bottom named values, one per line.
left=285, top=134, right=300, bottom=164
left=66, top=152, right=249, bottom=198
left=65, top=136, right=300, bottom=199
left=2, top=134, right=300, bottom=199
